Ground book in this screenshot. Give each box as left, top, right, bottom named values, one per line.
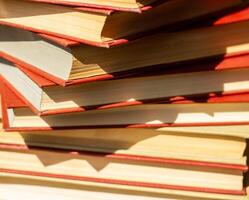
left=0, top=142, right=246, bottom=195
left=1, top=18, right=249, bottom=86
left=2, top=56, right=249, bottom=115
left=3, top=83, right=249, bottom=130
left=28, top=0, right=157, bottom=12
left=0, top=121, right=246, bottom=165
left=1, top=0, right=240, bottom=47
left=1, top=172, right=247, bottom=200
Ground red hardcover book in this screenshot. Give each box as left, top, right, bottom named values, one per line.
left=25, top=2, right=249, bottom=48
left=0, top=142, right=247, bottom=196
left=0, top=0, right=218, bottom=47
left=0, top=2, right=128, bottom=48
left=3, top=79, right=249, bottom=131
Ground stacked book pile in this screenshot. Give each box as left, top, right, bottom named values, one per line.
left=1, top=0, right=249, bottom=199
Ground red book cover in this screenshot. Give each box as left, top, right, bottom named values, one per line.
left=214, top=6, right=249, bottom=25
left=0, top=142, right=247, bottom=196
left=37, top=33, right=81, bottom=47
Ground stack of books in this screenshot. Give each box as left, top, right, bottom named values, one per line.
left=0, top=0, right=249, bottom=199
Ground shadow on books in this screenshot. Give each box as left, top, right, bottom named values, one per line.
left=17, top=130, right=242, bottom=170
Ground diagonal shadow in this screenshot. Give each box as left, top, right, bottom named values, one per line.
left=0, top=143, right=243, bottom=177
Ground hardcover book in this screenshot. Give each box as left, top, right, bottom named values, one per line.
left=1, top=0, right=237, bottom=47
left=3, top=81, right=249, bottom=131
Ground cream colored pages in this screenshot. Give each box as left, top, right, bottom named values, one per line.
left=0, top=173, right=245, bottom=200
